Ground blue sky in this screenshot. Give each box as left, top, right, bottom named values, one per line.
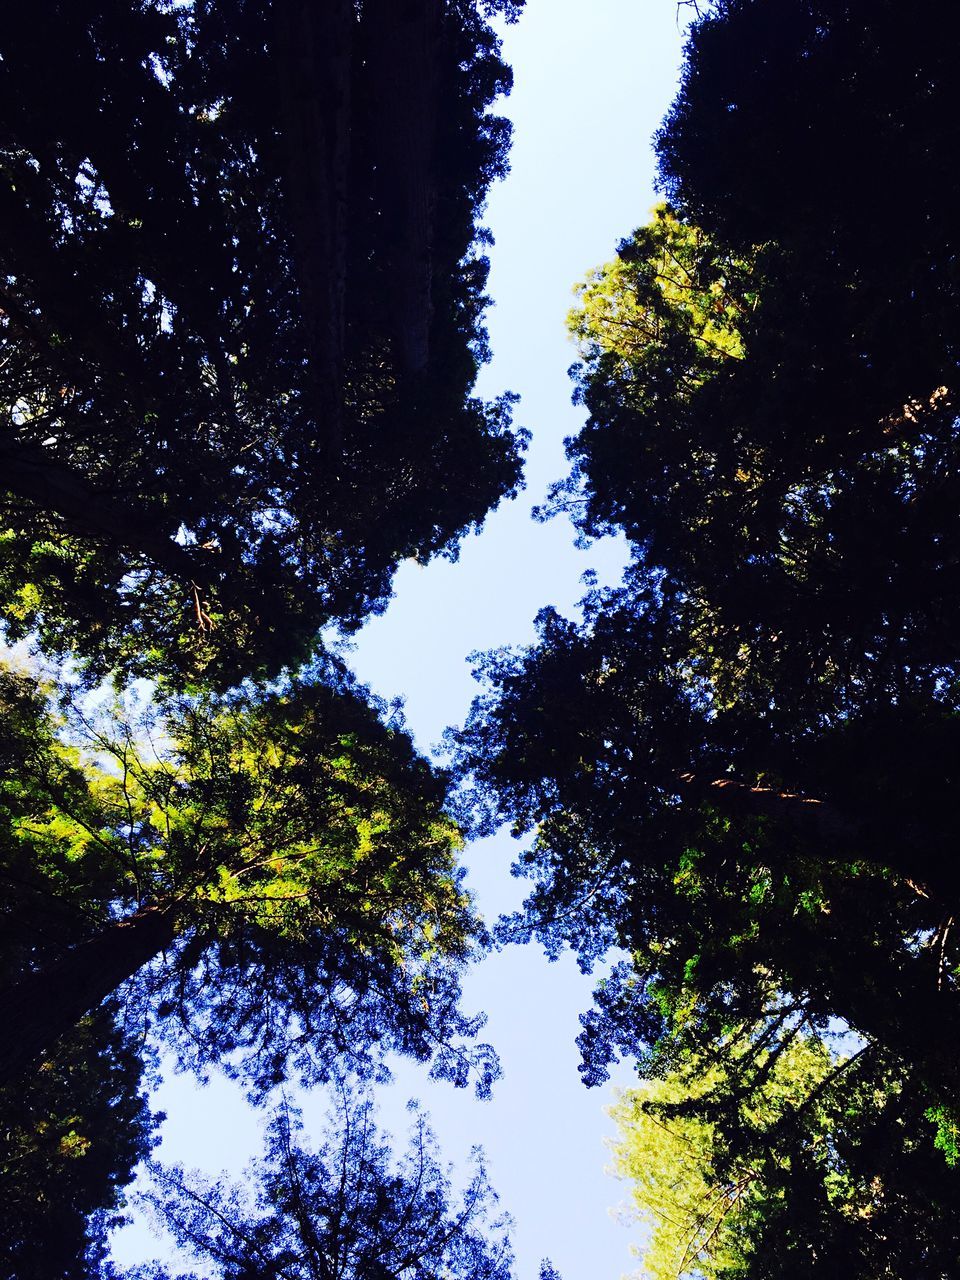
left=349, top=6, right=686, bottom=1273
left=112, top=5, right=687, bottom=1276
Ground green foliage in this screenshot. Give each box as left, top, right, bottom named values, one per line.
left=569, top=205, right=749, bottom=391
left=455, top=3, right=960, bottom=1272
left=0, top=687, right=158, bottom=1280
left=0, top=662, right=496, bottom=1095
left=74, top=672, right=472, bottom=961
left=457, top=0, right=960, bottom=1060
left=610, top=1032, right=960, bottom=1280
left=926, top=1104, right=960, bottom=1168
left=0, top=3, right=531, bottom=1268
left=1, top=661, right=470, bottom=968
left=0, top=1009, right=156, bottom=1280
left=608, top=1037, right=832, bottom=1280
left=0, top=668, right=122, bottom=977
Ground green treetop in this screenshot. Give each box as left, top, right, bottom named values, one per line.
left=568, top=205, right=748, bottom=390
left=608, top=1036, right=832, bottom=1280
left=609, top=1029, right=960, bottom=1280
left=0, top=664, right=495, bottom=1098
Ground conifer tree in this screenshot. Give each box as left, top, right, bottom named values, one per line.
left=127, top=1090, right=513, bottom=1280
left=0, top=0, right=525, bottom=685
left=455, top=1, right=960, bottom=1242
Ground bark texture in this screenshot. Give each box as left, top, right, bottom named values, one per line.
left=678, top=772, right=960, bottom=904
left=0, top=440, right=215, bottom=586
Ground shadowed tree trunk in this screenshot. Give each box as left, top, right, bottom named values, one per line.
left=678, top=773, right=960, bottom=904
left=273, top=0, right=354, bottom=456
left=0, top=903, right=177, bottom=1088
left=364, top=0, right=442, bottom=377
left=0, top=441, right=218, bottom=588
left=793, top=931, right=960, bottom=1106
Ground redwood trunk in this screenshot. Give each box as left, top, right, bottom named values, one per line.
left=273, top=0, right=353, bottom=453
left=678, top=773, right=858, bottom=844
left=678, top=772, right=960, bottom=902
left=0, top=903, right=177, bottom=1088
left=364, top=0, right=442, bottom=376
left=795, top=936, right=960, bottom=1104
left=0, top=440, right=215, bottom=585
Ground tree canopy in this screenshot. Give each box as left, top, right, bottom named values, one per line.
left=0, top=0, right=524, bottom=685
left=609, top=1031, right=960, bottom=1280
left=11, top=0, right=960, bottom=1271
left=0, top=1, right=533, bottom=1269
left=455, top=2, right=960, bottom=1271
left=127, top=1090, right=514, bottom=1280
left=0, top=664, right=497, bottom=1098
left=0, top=1006, right=157, bottom=1279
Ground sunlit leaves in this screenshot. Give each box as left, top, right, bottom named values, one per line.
left=568, top=205, right=750, bottom=394
left=2, top=662, right=492, bottom=1095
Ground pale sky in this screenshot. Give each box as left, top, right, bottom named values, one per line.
left=111, top=5, right=688, bottom=1277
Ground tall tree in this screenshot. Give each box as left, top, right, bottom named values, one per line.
left=0, top=1006, right=157, bottom=1280
left=608, top=1032, right=960, bottom=1280
left=0, top=695, right=157, bottom=1277
left=0, top=666, right=495, bottom=1097
left=126, top=1089, right=514, bottom=1280
left=0, top=0, right=525, bottom=685
left=0, top=3, right=526, bottom=1264
left=454, top=0, right=960, bottom=1196
left=458, top=592, right=960, bottom=1105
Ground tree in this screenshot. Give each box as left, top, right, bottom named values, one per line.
left=0, top=693, right=157, bottom=1277
left=609, top=1033, right=960, bottom=1279
left=0, top=3, right=525, bottom=1265
left=552, top=200, right=960, bottom=739
left=454, top=0, right=960, bottom=1185
left=0, top=665, right=496, bottom=1097
left=658, top=0, right=960, bottom=304
left=0, top=0, right=525, bottom=685
left=458, top=593, right=960, bottom=1106
left=608, top=1036, right=833, bottom=1280
left=126, top=1089, right=514, bottom=1280
left=0, top=1006, right=157, bottom=1280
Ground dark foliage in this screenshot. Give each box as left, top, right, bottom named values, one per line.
left=123, top=1089, right=514, bottom=1280
left=0, top=4, right=527, bottom=1271
left=0, top=0, right=525, bottom=685
left=0, top=1008, right=156, bottom=1280
left=455, top=3, right=960, bottom=1270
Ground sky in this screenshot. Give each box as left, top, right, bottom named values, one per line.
left=111, top=4, right=688, bottom=1276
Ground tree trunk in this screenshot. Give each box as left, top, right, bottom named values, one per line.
left=273, top=0, right=353, bottom=455
left=678, top=772, right=960, bottom=903
left=0, top=440, right=214, bottom=586
left=796, top=935, right=960, bottom=1105
left=0, top=903, right=177, bottom=1088
left=678, top=773, right=858, bottom=842
left=364, top=0, right=442, bottom=376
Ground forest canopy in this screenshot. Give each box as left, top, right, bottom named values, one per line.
left=456, top=1, right=960, bottom=1274
left=0, top=0, right=525, bottom=684
left=6, top=0, right=960, bottom=1274
left=0, top=2, right=523, bottom=1273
